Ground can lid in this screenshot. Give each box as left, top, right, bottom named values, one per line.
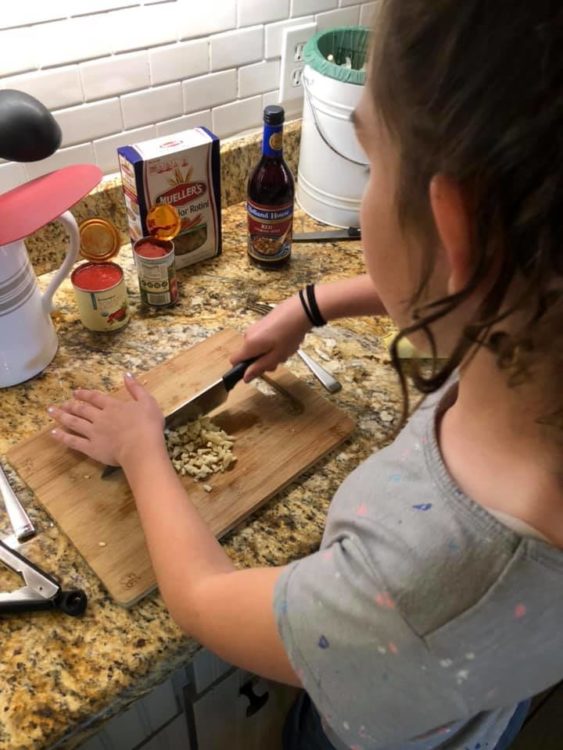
left=79, top=218, right=121, bottom=261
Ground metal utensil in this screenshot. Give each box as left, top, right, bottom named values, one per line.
left=293, top=227, right=361, bottom=243
left=0, top=538, right=87, bottom=617
left=0, top=463, right=35, bottom=542
left=102, top=358, right=256, bottom=477
left=246, top=301, right=342, bottom=394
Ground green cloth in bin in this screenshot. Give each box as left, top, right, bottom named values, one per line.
left=303, top=26, right=370, bottom=85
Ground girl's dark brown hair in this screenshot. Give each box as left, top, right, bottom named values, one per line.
left=370, top=0, right=563, bottom=423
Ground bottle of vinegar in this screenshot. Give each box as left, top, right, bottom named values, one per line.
left=247, top=105, right=295, bottom=269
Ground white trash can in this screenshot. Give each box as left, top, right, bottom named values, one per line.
left=297, top=27, right=370, bottom=228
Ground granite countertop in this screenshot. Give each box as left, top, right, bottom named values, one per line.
left=0, top=202, right=402, bottom=750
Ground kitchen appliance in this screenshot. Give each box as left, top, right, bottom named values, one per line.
left=7, top=330, right=355, bottom=607
left=0, top=89, right=103, bottom=387
left=0, top=164, right=103, bottom=388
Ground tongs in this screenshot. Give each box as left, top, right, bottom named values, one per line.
left=0, top=538, right=87, bottom=617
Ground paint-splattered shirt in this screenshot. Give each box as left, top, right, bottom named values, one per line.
left=274, top=381, right=563, bottom=750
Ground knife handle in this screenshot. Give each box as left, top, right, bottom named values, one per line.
left=222, top=358, right=258, bottom=391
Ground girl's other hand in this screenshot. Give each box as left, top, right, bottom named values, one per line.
left=48, top=373, right=166, bottom=467
left=231, top=295, right=312, bottom=381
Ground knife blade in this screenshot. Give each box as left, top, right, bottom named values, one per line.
left=164, top=358, right=255, bottom=429
left=293, top=227, right=361, bottom=243
left=101, top=358, right=256, bottom=477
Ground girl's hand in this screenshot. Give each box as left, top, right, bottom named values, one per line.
left=231, top=295, right=312, bottom=381
left=48, top=373, right=166, bottom=467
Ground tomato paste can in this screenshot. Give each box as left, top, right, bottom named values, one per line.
left=132, top=237, right=178, bottom=307
left=71, top=262, right=130, bottom=332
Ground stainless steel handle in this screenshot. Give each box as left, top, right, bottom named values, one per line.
left=0, top=464, right=35, bottom=542
left=296, top=349, right=341, bottom=393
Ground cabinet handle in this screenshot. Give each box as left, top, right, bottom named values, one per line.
left=239, top=679, right=269, bottom=717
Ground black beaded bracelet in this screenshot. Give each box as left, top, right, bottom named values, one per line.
left=298, top=289, right=316, bottom=327
left=305, top=284, right=327, bottom=327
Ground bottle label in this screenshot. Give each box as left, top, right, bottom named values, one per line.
left=247, top=199, right=293, bottom=264
left=263, top=123, right=283, bottom=158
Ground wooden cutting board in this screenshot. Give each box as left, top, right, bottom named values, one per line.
left=7, top=330, right=355, bottom=607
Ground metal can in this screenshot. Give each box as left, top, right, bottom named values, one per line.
left=133, top=237, right=178, bottom=307
left=71, top=262, right=129, bottom=332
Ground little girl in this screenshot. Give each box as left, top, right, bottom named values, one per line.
left=49, top=1, right=563, bottom=748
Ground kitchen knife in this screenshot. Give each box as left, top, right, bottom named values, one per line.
left=293, top=227, right=361, bottom=243
left=101, top=358, right=256, bottom=477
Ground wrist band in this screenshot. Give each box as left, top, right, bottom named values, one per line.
left=305, top=284, right=327, bottom=327
left=298, top=289, right=316, bottom=327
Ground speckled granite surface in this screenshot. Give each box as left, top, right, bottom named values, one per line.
left=0, top=198, right=403, bottom=750
left=25, top=121, right=301, bottom=277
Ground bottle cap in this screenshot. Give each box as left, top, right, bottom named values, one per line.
left=78, top=218, right=121, bottom=262
left=263, top=105, right=285, bottom=125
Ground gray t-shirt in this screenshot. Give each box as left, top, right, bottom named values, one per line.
left=274, top=382, right=563, bottom=750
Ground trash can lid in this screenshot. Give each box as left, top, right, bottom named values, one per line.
left=303, top=26, right=370, bottom=85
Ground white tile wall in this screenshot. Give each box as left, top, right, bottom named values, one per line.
left=1, top=66, right=83, bottom=110
left=121, top=81, right=182, bottom=129
left=0, top=0, right=374, bottom=178
left=210, top=26, right=263, bottom=72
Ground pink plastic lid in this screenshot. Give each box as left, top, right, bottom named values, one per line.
left=0, top=163, right=103, bottom=245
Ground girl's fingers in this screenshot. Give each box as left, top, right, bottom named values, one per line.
left=123, top=372, right=148, bottom=402
left=73, top=389, right=110, bottom=409
left=49, top=408, right=93, bottom=438
left=63, top=398, right=100, bottom=423
left=50, top=428, right=91, bottom=454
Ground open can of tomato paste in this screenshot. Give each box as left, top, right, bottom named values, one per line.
left=71, top=219, right=129, bottom=331
left=133, top=237, right=178, bottom=307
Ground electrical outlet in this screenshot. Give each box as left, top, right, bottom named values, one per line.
left=279, top=22, right=317, bottom=104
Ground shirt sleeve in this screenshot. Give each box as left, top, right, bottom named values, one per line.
left=273, top=534, right=451, bottom=749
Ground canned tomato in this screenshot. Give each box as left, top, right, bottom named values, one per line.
left=71, top=262, right=129, bottom=332
left=133, top=237, right=178, bottom=307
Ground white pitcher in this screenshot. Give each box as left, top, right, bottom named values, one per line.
left=0, top=211, right=79, bottom=388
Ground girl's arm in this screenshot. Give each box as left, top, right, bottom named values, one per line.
left=49, top=376, right=300, bottom=687
left=232, top=273, right=386, bottom=381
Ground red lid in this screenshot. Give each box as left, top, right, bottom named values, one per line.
left=0, top=163, right=103, bottom=246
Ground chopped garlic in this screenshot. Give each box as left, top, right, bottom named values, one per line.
left=164, top=417, right=236, bottom=481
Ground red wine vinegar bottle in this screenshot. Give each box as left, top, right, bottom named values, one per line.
left=247, top=105, right=295, bottom=269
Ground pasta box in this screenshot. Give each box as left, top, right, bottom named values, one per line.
left=118, top=127, right=222, bottom=269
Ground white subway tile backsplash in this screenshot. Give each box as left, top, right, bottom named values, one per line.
left=0, top=28, right=38, bottom=76
left=24, top=143, right=96, bottom=181
left=54, top=98, right=123, bottom=146
left=291, top=0, right=337, bottom=16
left=239, top=60, right=280, bottom=98
left=182, top=69, right=236, bottom=113
left=121, top=81, right=182, bottom=128
left=81, top=52, right=150, bottom=101
left=212, top=95, right=262, bottom=138
left=156, top=110, right=212, bottom=137
left=70, top=0, right=139, bottom=15
left=149, top=40, right=209, bottom=86
left=0, top=5, right=68, bottom=30
left=109, top=4, right=179, bottom=54
left=316, top=5, right=360, bottom=29
left=237, top=0, right=289, bottom=27
left=0, top=1, right=374, bottom=176
left=2, top=66, right=83, bottom=110
left=176, top=0, right=236, bottom=40
left=34, top=16, right=114, bottom=68
left=210, top=26, right=263, bottom=72
left=0, top=162, right=27, bottom=193
left=265, top=16, right=315, bottom=58
left=360, top=1, right=379, bottom=25
left=93, top=125, right=156, bottom=174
